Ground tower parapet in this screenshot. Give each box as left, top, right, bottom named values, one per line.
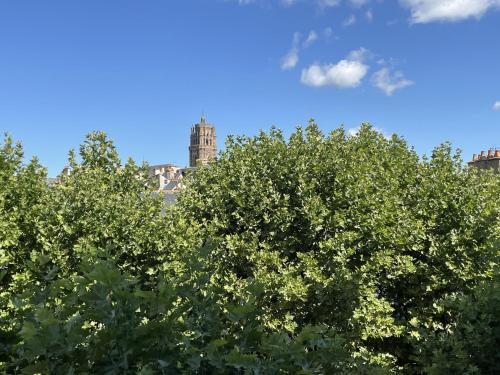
left=469, top=148, right=500, bottom=173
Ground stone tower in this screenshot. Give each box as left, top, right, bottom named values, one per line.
left=189, top=116, right=217, bottom=167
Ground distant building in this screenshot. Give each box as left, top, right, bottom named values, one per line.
left=469, top=149, right=500, bottom=173
left=148, top=117, right=218, bottom=203
left=50, top=117, right=218, bottom=205
left=148, top=163, right=182, bottom=190
left=46, top=177, right=59, bottom=187
left=149, top=163, right=178, bottom=178
left=189, top=116, right=217, bottom=167
left=61, top=165, right=71, bottom=177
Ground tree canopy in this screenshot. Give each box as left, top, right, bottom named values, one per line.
left=1, top=123, right=498, bottom=374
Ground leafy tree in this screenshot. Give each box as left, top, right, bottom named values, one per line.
left=416, top=265, right=500, bottom=375
left=40, top=132, right=172, bottom=281
left=0, top=134, right=49, bottom=364
left=178, top=122, right=500, bottom=372
left=1, top=124, right=498, bottom=374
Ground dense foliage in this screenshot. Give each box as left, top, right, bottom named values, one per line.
left=0, top=123, right=498, bottom=374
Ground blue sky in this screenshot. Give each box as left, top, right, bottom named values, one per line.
left=1, top=0, right=499, bottom=175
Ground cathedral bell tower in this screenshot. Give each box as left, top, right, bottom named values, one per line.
left=189, top=116, right=217, bottom=167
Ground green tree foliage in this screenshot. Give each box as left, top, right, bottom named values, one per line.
left=1, top=134, right=49, bottom=362
left=417, top=266, right=500, bottom=375
left=177, top=122, right=499, bottom=373
left=0, top=124, right=498, bottom=374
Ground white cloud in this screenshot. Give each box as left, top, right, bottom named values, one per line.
left=230, top=0, right=299, bottom=6
left=365, top=9, right=373, bottom=21
left=233, top=0, right=500, bottom=20
left=292, top=31, right=301, bottom=44
left=350, top=0, right=370, bottom=7
left=347, top=47, right=371, bottom=62
left=493, top=101, right=500, bottom=111
left=318, top=0, right=341, bottom=7
left=400, top=0, right=500, bottom=23
left=301, top=59, right=368, bottom=88
left=300, top=48, right=371, bottom=89
left=323, top=27, right=333, bottom=39
left=303, top=30, right=318, bottom=47
left=372, top=67, right=414, bottom=95
left=282, top=49, right=299, bottom=70
left=281, top=32, right=301, bottom=70
left=281, top=30, right=319, bottom=70
left=299, top=46, right=413, bottom=96
left=342, top=14, right=357, bottom=26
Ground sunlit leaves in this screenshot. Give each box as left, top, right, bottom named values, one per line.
left=1, top=124, right=498, bottom=373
